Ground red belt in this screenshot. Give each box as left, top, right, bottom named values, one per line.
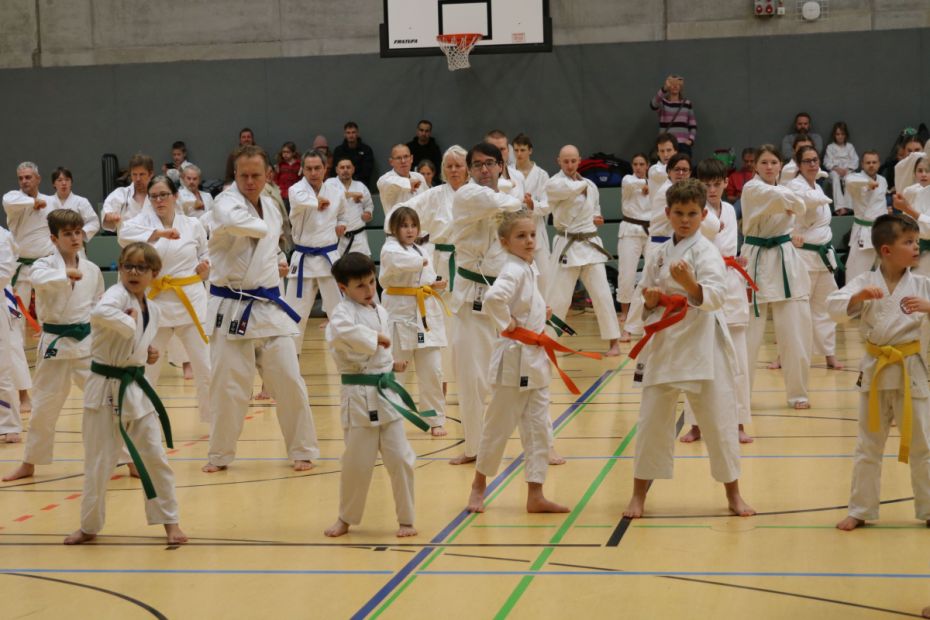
left=723, top=256, right=759, bottom=291
left=629, top=294, right=689, bottom=359
left=502, top=327, right=603, bottom=394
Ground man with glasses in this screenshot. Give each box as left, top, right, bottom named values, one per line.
left=447, top=143, right=523, bottom=465
left=377, top=144, right=427, bottom=230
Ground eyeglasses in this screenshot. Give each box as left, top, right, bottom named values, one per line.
left=470, top=160, right=500, bottom=171
left=670, top=167, right=691, bottom=173
left=119, top=263, right=152, bottom=274
left=800, top=158, right=820, bottom=165
left=149, top=192, right=172, bottom=202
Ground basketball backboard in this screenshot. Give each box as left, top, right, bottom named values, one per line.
left=380, top=0, right=552, bottom=58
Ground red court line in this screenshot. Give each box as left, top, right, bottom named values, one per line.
left=13, top=515, right=33, bottom=522
left=40, top=504, right=58, bottom=511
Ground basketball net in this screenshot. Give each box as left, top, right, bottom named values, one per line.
left=437, top=33, right=481, bottom=71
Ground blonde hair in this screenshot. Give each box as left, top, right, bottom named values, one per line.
left=497, top=209, right=535, bottom=238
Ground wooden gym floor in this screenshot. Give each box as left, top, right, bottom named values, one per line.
left=0, top=311, right=928, bottom=619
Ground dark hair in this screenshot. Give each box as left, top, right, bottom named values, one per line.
left=417, top=120, right=433, bottom=129
left=861, top=149, right=881, bottom=162
left=512, top=133, right=533, bottom=149
left=795, top=145, right=819, bottom=164
left=388, top=206, right=420, bottom=239
left=741, top=147, right=755, bottom=158
left=656, top=132, right=678, bottom=149
left=277, top=141, right=298, bottom=165
left=466, top=142, right=503, bottom=168
left=128, top=153, right=154, bottom=173
left=831, top=121, right=850, bottom=142
left=667, top=153, right=691, bottom=171
left=120, top=241, right=162, bottom=273
left=302, top=148, right=328, bottom=168
left=792, top=134, right=815, bottom=151
left=233, top=145, right=270, bottom=170
left=666, top=178, right=707, bottom=209
left=343, top=121, right=359, bottom=130
left=903, top=135, right=924, bottom=149
left=417, top=160, right=437, bottom=175
left=631, top=152, right=649, bottom=165
left=239, top=127, right=253, bottom=137
left=331, top=252, right=376, bottom=285
left=147, top=175, right=179, bottom=195
left=696, top=158, right=727, bottom=182
left=172, top=141, right=187, bottom=152
left=334, top=156, right=355, bottom=168
left=47, top=209, right=84, bottom=236
left=795, top=112, right=812, bottom=123
left=51, top=166, right=72, bottom=183
left=872, top=213, right=918, bottom=251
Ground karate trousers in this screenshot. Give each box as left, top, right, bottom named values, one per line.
left=394, top=345, right=446, bottom=428
left=547, top=262, right=621, bottom=341
left=684, top=324, right=750, bottom=427
left=148, top=324, right=211, bottom=423
left=452, top=304, right=496, bottom=458
left=23, top=357, right=89, bottom=464
left=284, top=275, right=342, bottom=354
left=477, top=385, right=550, bottom=484
left=747, top=298, right=812, bottom=406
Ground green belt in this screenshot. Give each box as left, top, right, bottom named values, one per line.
left=743, top=234, right=792, bottom=317
left=800, top=243, right=845, bottom=273
left=42, top=322, right=91, bottom=359
left=435, top=243, right=456, bottom=292
left=853, top=217, right=874, bottom=227
left=90, top=361, right=173, bottom=500
left=11, top=256, right=37, bottom=287
left=546, top=314, right=576, bottom=337
left=920, top=240, right=930, bottom=254
left=457, top=266, right=495, bottom=287
left=340, top=371, right=436, bottom=432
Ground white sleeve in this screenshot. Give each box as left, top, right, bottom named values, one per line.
left=545, top=175, right=587, bottom=202
left=288, top=183, right=319, bottom=220
left=212, top=198, right=269, bottom=239
left=453, top=185, right=522, bottom=225
left=483, top=267, right=519, bottom=332
left=91, top=290, right=136, bottom=340
left=327, top=306, right=379, bottom=355
left=117, top=215, right=157, bottom=246
left=827, top=275, right=866, bottom=323
left=29, top=257, right=69, bottom=291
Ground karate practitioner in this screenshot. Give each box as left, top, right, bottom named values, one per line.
left=617, top=153, right=651, bottom=342
left=0, top=226, right=19, bottom=443
left=64, top=242, right=187, bottom=546
left=178, top=163, right=214, bottom=220
left=485, top=130, right=529, bottom=204
left=546, top=145, right=622, bottom=357
left=624, top=179, right=754, bottom=519
left=845, top=151, right=889, bottom=280
left=377, top=144, right=426, bottom=228
left=512, top=134, right=553, bottom=295
left=101, top=153, right=154, bottom=232
left=118, top=176, right=211, bottom=423
left=324, top=253, right=419, bottom=538
left=46, top=167, right=100, bottom=242
left=326, top=157, right=374, bottom=257
left=892, top=154, right=930, bottom=276
left=4, top=210, right=103, bottom=481
left=202, top=146, right=319, bottom=473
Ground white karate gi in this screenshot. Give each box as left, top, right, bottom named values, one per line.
left=178, top=187, right=215, bottom=220
left=845, top=172, right=889, bottom=280
left=902, top=184, right=930, bottom=276
left=827, top=270, right=930, bottom=521
left=520, top=164, right=553, bottom=294
left=204, top=183, right=319, bottom=468
left=325, top=177, right=374, bottom=257
left=379, top=237, right=447, bottom=428
left=80, top=284, right=178, bottom=535
left=786, top=174, right=839, bottom=357
left=634, top=232, right=741, bottom=483
left=741, top=176, right=813, bottom=406
left=6, top=288, right=31, bottom=394
left=824, top=142, right=859, bottom=212
left=377, top=170, right=427, bottom=230
left=3, top=190, right=55, bottom=316
left=326, top=299, right=416, bottom=526
left=46, top=192, right=101, bottom=241
left=617, top=174, right=650, bottom=305
left=22, top=250, right=103, bottom=464
left=779, top=159, right=799, bottom=185
left=285, top=177, right=346, bottom=350
left=477, top=254, right=551, bottom=483
left=119, top=207, right=211, bottom=423
left=101, top=186, right=151, bottom=233
left=0, top=229, right=18, bottom=435
left=449, top=183, right=522, bottom=457
left=894, top=152, right=925, bottom=196
left=545, top=171, right=620, bottom=341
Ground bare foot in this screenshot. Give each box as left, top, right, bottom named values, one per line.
left=396, top=524, right=418, bottom=537
left=253, top=389, right=274, bottom=401
left=548, top=447, right=566, bottom=466
left=4, top=432, right=21, bottom=444
left=182, top=362, right=194, bottom=380
left=318, top=319, right=329, bottom=329
left=3, top=462, right=34, bottom=481
left=727, top=495, right=756, bottom=517
left=126, top=463, right=140, bottom=478
left=617, top=312, right=627, bottom=324
left=324, top=519, right=350, bottom=537
left=165, top=523, right=188, bottom=545
left=293, top=460, right=313, bottom=471
left=605, top=339, right=621, bottom=357
left=623, top=494, right=646, bottom=518
left=767, top=358, right=781, bottom=370
left=679, top=425, right=701, bottom=443
left=430, top=426, right=448, bottom=437
left=738, top=426, right=754, bottom=444
left=922, top=605, right=930, bottom=619
left=826, top=355, right=844, bottom=370
left=19, top=391, right=31, bottom=413
left=467, top=481, right=486, bottom=513
left=63, top=529, right=96, bottom=545
left=450, top=454, right=476, bottom=465
left=201, top=463, right=227, bottom=473
left=526, top=496, right=570, bottom=513
left=793, top=400, right=811, bottom=410
left=836, top=516, right=866, bottom=531
left=618, top=331, right=632, bottom=343
left=442, top=382, right=447, bottom=398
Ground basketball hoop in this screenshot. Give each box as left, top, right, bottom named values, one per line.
left=437, top=33, right=482, bottom=71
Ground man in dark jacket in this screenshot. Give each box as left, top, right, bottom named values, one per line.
left=406, top=120, right=442, bottom=169
left=332, top=121, right=375, bottom=187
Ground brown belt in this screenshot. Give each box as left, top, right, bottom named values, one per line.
left=556, top=229, right=613, bottom=263
left=622, top=216, right=650, bottom=234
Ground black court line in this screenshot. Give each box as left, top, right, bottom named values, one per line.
left=0, top=540, right=602, bottom=549
left=641, top=496, right=916, bottom=519
left=753, top=413, right=859, bottom=422
left=2, top=572, right=168, bottom=619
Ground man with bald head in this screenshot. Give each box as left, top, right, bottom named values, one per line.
left=545, top=145, right=622, bottom=356
left=376, top=144, right=427, bottom=229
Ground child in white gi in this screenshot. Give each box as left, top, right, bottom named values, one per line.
left=624, top=179, right=754, bottom=519
left=546, top=144, right=622, bottom=357
left=618, top=153, right=651, bottom=342
left=380, top=207, right=448, bottom=436
left=466, top=211, right=570, bottom=514
left=4, top=211, right=103, bottom=481
left=824, top=122, right=858, bottom=215
left=64, top=242, right=187, bottom=546
left=892, top=155, right=930, bottom=275
left=324, top=253, right=419, bottom=538
left=845, top=151, right=890, bottom=280
left=830, top=214, right=930, bottom=530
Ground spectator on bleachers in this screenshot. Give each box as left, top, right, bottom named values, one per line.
left=417, top=160, right=437, bottom=187
left=332, top=121, right=374, bottom=187
left=224, top=127, right=256, bottom=185
left=406, top=120, right=442, bottom=169
left=780, top=112, right=823, bottom=160
left=726, top=147, right=755, bottom=206
left=824, top=122, right=858, bottom=215
left=649, top=74, right=696, bottom=156
left=273, top=141, right=300, bottom=207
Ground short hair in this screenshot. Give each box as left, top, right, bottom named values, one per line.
left=334, top=155, right=355, bottom=168
left=440, top=145, right=467, bottom=182
left=343, top=121, right=359, bottom=130
left=239, top=127, right=253, bottom=137
left=51, top=166, right=72, bottom=183
left=172, top=141, right=187, bottom=152
left=302, top=148, right=328, bottom=168
left=872, top=213, right=918, bottom=251
left=388, top=206, right=420, bottom=239
left=485, top=129, right=507, bottom=141
left=696, top=158, right=727, bottom=182
left=180, top=162, right=202, bottom=176
left=497, top=209, right=534, bottom=238
left=233, top=145, right=270, bottom=170
left=631, top=152, right=649, bottom=165
left=147, top=175, right=179, bottom=195
left=331, top=252, right=376, bottom=285
left=47, top=209, right=84, bottom=236
left=831, top=121, right=850, bottom=141
left=128, top=153, right=154, bottom=173
left=417, top=119, right=433, bottom=129
left=666, top=178, right=707, bottom=208
left=755, top=144, right=782, bottom=163
left=466, top=142, right=502, bottom=168
left=16, top=161, right=39, bottom=175
left=795, top=112, right=812, bottom=123
left=861, top=150, right=881, bottom=162
left=741, top=147, right=755, bottom=158
left=390, top=144, right=411, bottom=159
left=667, top=153, right=691, bottom=171
left=656, top=132, right=678, bottom=149
left=119, top=242, right=162, bottom=273
left=792, top=134, right=814, bottom=150
left=512, top=133, right=533, bottom=149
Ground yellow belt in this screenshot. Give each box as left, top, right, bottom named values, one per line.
left=864, top=340, right=921, bottom=464
left=148, top=274, right=208, bottom=343
left=384, top=285, right=451, bottom=332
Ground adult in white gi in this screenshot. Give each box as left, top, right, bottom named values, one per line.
left=617, top=154, right=651, bottom=341
left=485, top=130, right=530, bottom=205
left=377, top=144, right=427, bottom=229
left=845, top=152, right=889, bottom=280
left=178, top=163, right=214, bottom=220
left=327, top=157, right=374, bottom=257
left=6, top=286, right=31, bottom=417
left=47, top=167, right=100, bottom=241
left=0, top=228, right=19, bottom=442
left=741, top=146, right=813, bottom=408
left=101, top=154, right=154, bottom=232
left=824, top=123, right=858, bottom=214
left=118, top=176, right=211, bottom=423
left=202, top=147, right=319, bottom=472
left=513, top=135, right=553, bottom=295
left=546, top=145, right=622, bottom=356
left=448, top=143, right=522, bottom=464
left=284, top=149, right=346, bottom=351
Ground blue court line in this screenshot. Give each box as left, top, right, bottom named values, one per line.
left=349, top=369, right=616, bottom=620
left=417, top=570, right=930, bottom=579
left=0, top=568, right=391, bottom=576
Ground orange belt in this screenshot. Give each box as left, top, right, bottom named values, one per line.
left=502, top=327, right=603, bottom=394
left=629, top=294, right=689, bottom=359
left=10, top=292, right=40, bottom=333
left=723, top=256, right=759, bottom=291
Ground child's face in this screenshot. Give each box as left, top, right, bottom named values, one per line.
left=513, top=144, right=532, bottom=164
left=701, top=178, right=727, bottom=204
left=53, top=174, right=72, bottom=196
left=339, top=273, right=377, bottom=306
left=666, top=200, right=706, bottom=239
left=657, top=141, right=677, bottom=165
left=632, top=157, right=648, bottom=178
left=880, top=230, right=919, bottom=270
left=418, top=165, right=434, bottom=186
left=51, top=227, right=84, bottom=256
left=281, top=147, right=295, bottom=162
left=917, top=161, right=930, bottom=186
left=499, top=218, right=536, bottom=263
left=906, top=140, right=924, bottom=155
left=119, top=256, right=156, bottom=296
left=755, top=151, right=782, bottom=184
left=395, top=217, right=419, bottom=246
left=862, top=154, right=880, bottom=176
left=668, top=160, right=691, bottom=183
left=834, top=128, right=846, bottom=144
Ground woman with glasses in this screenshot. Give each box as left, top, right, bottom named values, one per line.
left=118, top=176, right=212, bottom=424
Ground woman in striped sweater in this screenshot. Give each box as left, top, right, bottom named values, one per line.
left=650, top=75, right=697, bottom=156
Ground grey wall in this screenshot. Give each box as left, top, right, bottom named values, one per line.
left=1, top=27, right=928, bottom=205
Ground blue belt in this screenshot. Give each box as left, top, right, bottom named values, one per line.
left=650, top=235, right=670, bottom=243
left=4, top=289, right=20, bottom=317
left=293, top=242, right=339, bottom=298
left=209, top=285, right=301, bottom=335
